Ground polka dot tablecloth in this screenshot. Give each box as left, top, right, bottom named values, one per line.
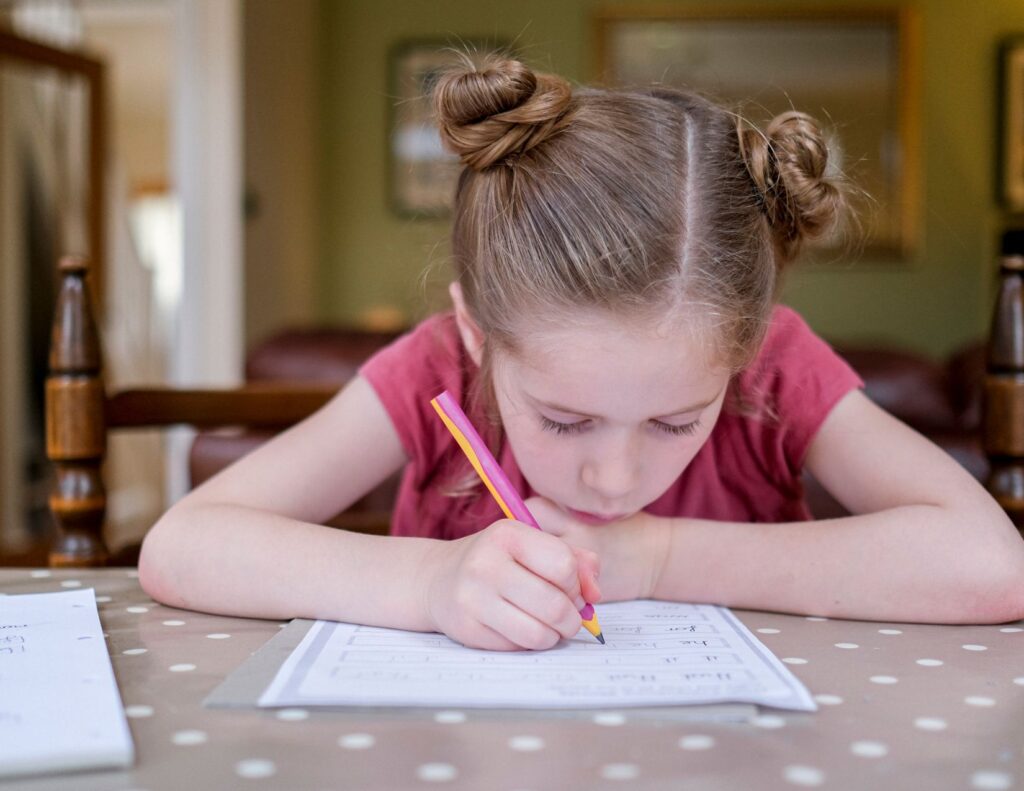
left=2, top=569, right=1022, bottom=791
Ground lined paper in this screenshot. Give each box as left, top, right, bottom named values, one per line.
left=259, top=600, right=815, bottom=711
left=0, top=589, right=134, bottom=779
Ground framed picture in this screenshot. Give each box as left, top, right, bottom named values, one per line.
left=594, top=7, right=921, bottom=259
left=388, top=40, right=508, bottom=217
left=1000, top=37, right=1024, bottom=213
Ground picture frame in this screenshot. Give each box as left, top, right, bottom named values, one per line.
left=999, top=37, right=1024, bottom=213
left=388, top=40, right=509, bottom=218
left=594, top=7, right=921, bottom=259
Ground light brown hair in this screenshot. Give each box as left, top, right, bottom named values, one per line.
left=433, top=54, right=847, bottom=375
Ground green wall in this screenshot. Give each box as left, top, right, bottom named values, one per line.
left=318, top=0, right=1024, bottom=358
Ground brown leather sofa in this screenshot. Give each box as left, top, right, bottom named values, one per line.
left=190, top=326, right=987, bottom=523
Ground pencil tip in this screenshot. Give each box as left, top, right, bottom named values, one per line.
left=596, top=632, right=605, bottom=645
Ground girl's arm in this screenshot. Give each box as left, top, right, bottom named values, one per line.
left=139, top=375, right=599, bottom=650
left=646, top=389, right=1024, bottom=623
left=138, top=375, right=430, bottom=626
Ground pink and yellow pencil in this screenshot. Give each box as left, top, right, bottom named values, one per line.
left=430, top=389, right=605, bottom=644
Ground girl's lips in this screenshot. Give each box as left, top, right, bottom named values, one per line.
left=566, top=507, right=628, bottom=526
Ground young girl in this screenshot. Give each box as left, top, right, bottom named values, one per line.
left=139, top=55, right=1024, bottom=651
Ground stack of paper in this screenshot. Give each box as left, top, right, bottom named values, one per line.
left=0, top=589, right=134, bottom=779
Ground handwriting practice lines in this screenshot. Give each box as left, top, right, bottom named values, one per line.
left=260, top=601, right=815, bottom=711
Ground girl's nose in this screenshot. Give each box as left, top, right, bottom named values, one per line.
left=581, top=446, right=638, bottom=503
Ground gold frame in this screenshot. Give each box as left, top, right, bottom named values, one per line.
left=1000, top=37, right=1024, bottom=213
left=593, top=6, right=921, bottom=259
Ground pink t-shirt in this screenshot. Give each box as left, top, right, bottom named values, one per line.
left=360, top=306, right=862, bottom=539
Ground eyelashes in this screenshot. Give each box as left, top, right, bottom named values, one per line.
left=539, top=416, right=701, bottom=437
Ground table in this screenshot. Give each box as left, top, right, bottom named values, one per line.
left=1, top=569, right=1021, bottom=791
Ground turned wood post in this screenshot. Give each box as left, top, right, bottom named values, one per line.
left=45, top=256, right=108, bottom=566
left=984, top=230, right=1024, bottom=533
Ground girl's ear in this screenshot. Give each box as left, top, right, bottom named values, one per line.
left=449, top=282, right=485, bottom=366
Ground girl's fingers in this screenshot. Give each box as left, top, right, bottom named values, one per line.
left=500, top=523, right=585, bottom=604
left=481, top=595, right=564, bottom=650
left=573, top=546, right=602, bottom=604
left=496, top=561, right=584, bottom=640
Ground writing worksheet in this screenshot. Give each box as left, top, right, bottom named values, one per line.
left=260, top=601, right=815, bottom=711
left=0, top=589, right=134, bottom=779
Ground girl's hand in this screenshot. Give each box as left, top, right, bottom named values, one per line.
left=421, top=520, right=602, bottom=651
left=524, top=497, right=671, bottom=602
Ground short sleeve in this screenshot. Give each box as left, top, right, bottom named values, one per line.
left=358, top=313, right=467, bottom=479
left=736, top=306, right=864, bottom=481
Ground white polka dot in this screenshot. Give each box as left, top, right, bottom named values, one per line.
left=813, top=694, right=844, bottom=706
left=235, top=759, right=276, bottom=779
left=600, top=763, right=639, bottom=781
left=965, top=696, right=996, bottom=707
left=275, top=708, right=309, bottom=721
left=970, top=770, right=1014, bottom=790
left=998, top=627, right=1022, bottom=633
left=169, top=663, right=196, bottom=673
left=172, top=730, right=207, bottom=746
left=878, top=629, right=903, bottom=635
left=95, top=596, right=112, bottom=603
left=433, top=710, right=466, bottom=724
left=125, top=705, right=154, bottom=718
left=782, top=657, right=808, bottom=665
left=850, top=741, right=888, bottom=758
left=417, top=763, right=458, bottom=782
left=162, top=620, right=186, bottom=627
left=206, top=633, right=231, bottom=639
left=756, top=628, right=781, bottom=634
left=1014, top=677, right=1024, bottom=686
left=508, top=735, right=545, bottom=751
left=593, top=712, right=626, bottom=726
left=122, top=648, right=148, bottom=656
left=60, top=580, right=82, bottom=588
left=126, top=606, right=149, bottom=614
left=783, top=765, right=824, bottom=786
left=834, top=642, right=859, bottom=649
left=805, top=616, right=828, bottom=621
left=916, top=659, right=943, bottom=667
left=338, top=733, right=375, bottom=750
left=963, top=644, right=988, bottom=651
left=678, top=734, right=715, bottom=750
left=29, top=570, right=51, bottom=578
left=870, top=675, right=899, bottom=685
left=750, top=714, right=786, bottom=729
left=913, top=717, right=948, bottom=731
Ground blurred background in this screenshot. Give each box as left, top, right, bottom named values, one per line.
left=2, top=0, right=1023, bottom=558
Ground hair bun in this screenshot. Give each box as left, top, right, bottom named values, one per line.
left=738, top=111, right=844, bottom=260
left=433, top=55, right=575, bottom=170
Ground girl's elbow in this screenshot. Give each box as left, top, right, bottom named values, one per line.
left=137, top=518, right=183, bottom=608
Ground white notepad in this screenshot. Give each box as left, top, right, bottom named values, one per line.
left=259, top=600, right=816, bottom=711
left=0, top=588, right=134, bottom=779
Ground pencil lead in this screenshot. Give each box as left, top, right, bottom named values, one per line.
left=596, top=632, right=606, bottom=645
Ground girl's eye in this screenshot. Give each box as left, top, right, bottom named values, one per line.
left=540, top=416, right=589, bottom=435
left=652, top=419, right=701, bottom=437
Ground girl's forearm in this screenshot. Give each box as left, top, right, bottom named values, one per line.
left=650, top=505, right=1024, bottom=624
left=139, top=502, right=440, bottom=631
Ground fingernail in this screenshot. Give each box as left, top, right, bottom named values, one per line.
left=574, top=597, right=585, bottom=610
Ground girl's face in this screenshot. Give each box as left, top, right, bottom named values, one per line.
left=490, top=311, right=730, bottom=525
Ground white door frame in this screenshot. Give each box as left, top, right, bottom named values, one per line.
left=168, top=0, right=243, bottom=501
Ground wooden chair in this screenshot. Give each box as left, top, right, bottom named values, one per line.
left=44, top=256, right=388, bottom=568
left=984, top=229, right=1024, bottom=530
